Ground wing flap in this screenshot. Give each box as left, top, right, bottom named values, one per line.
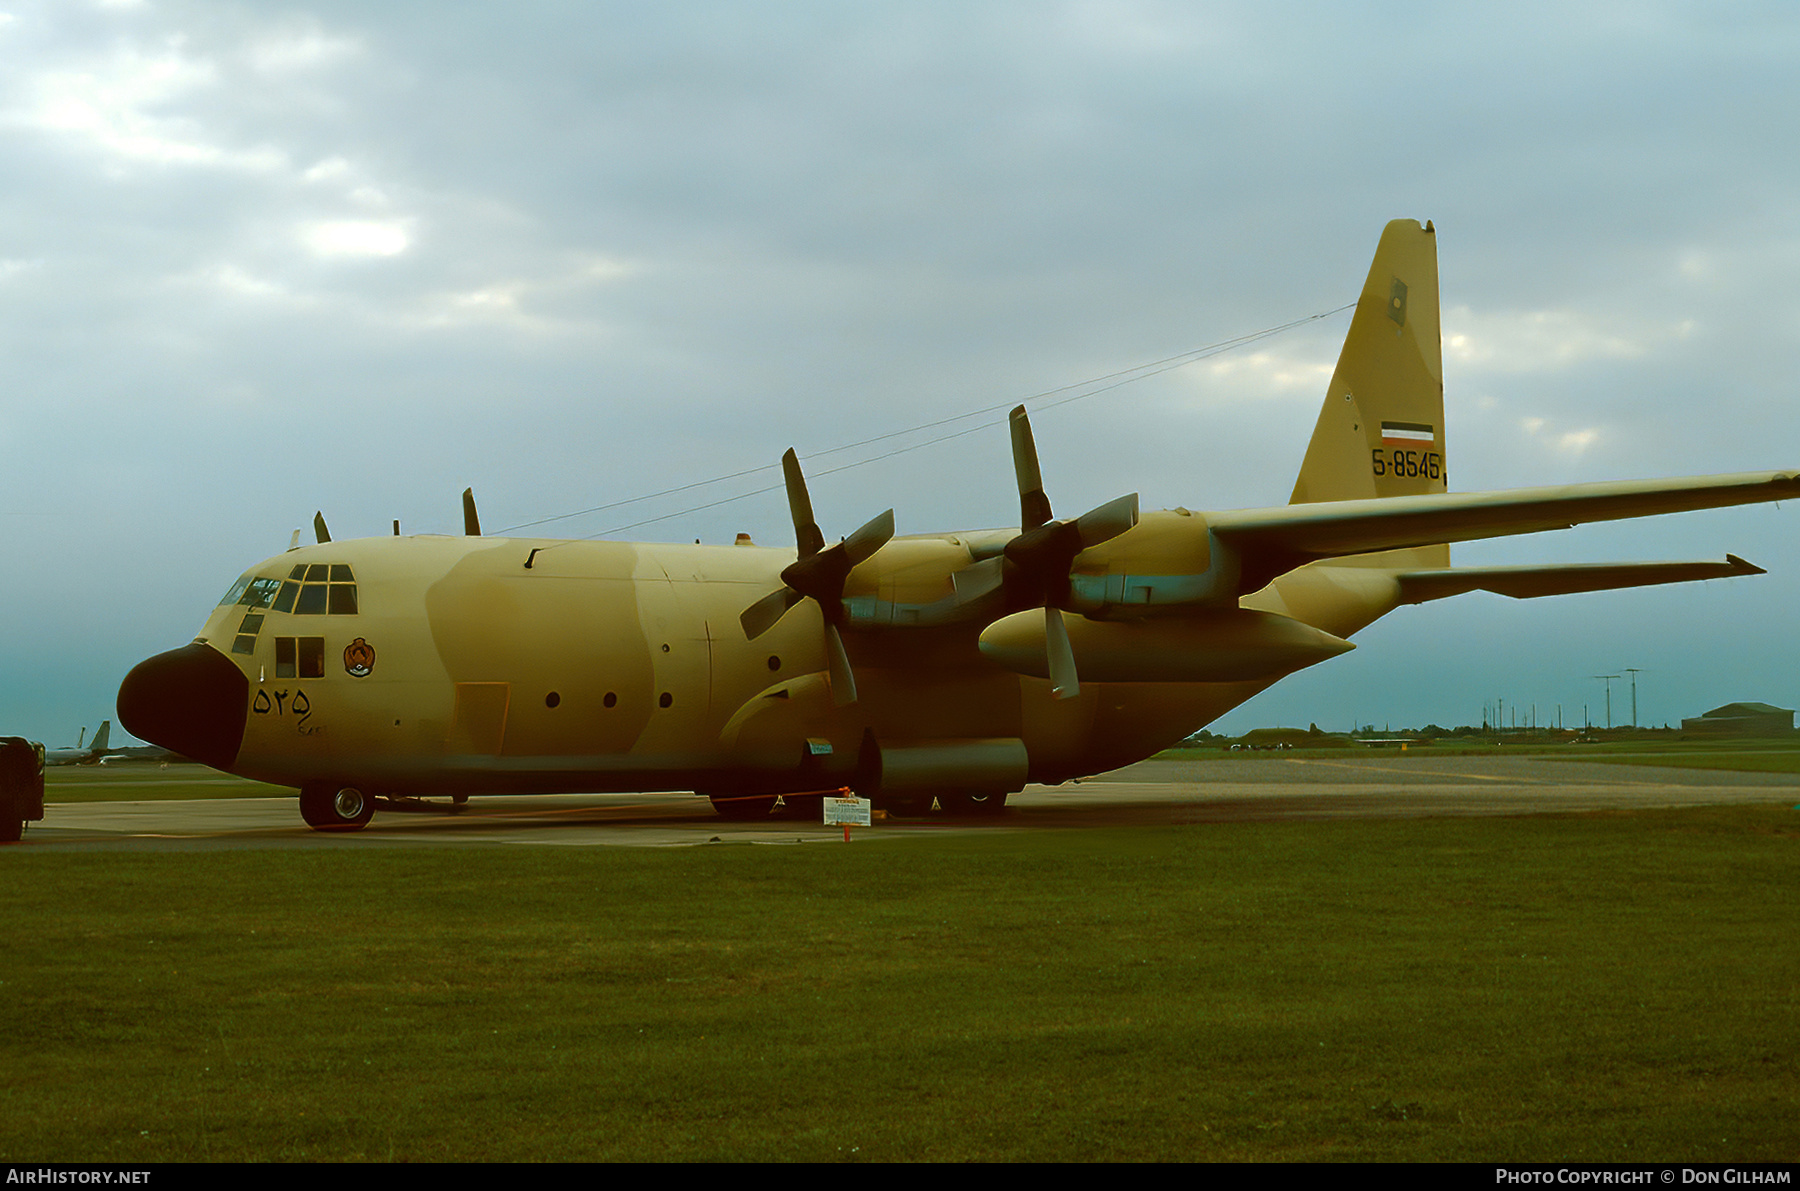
left=1396, top=555, right=1765, bottom=604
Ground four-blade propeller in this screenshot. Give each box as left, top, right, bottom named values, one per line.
left=739, top=450, right=894, bottom=706
left=1001, top=406, right=1139, bottom=700
left=741, top=407, right=1136, bottom=704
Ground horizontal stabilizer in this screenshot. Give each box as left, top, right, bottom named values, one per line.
left=1396, top=555, right=1765, bottom=604
left=1212, top=471, right=1799, bottom=590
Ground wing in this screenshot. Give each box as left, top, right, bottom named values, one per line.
left=1210, top=471, right=1800, bottom=593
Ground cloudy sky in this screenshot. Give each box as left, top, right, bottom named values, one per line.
left=3, top=0, right=1798, bottom=747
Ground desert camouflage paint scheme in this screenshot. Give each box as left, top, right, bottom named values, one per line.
left=118, top=221, right=1799, bottom=829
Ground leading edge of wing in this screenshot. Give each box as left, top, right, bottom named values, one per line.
left=1208, top=471, right=1800, bottom=562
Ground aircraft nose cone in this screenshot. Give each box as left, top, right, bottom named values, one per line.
left=118, top=643, right=248, bottom=770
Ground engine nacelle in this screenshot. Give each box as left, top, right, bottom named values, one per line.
left=977, top=608, right=1353, bottom=683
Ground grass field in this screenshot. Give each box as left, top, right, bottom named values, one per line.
left=1164, top=735, right=1800, bottom=775
left=2, top=807, right=1794, bottom=1162
left=42, top=765, right=291, bottom=803
left=1545, top=749, right=1800, bottom=775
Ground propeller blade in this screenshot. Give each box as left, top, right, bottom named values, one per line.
left=1044, top=606, right=1080, bottom=700
left=1072, top=493, right=1140, bottom=549
left=740, top=586, right=803, bottom=641
left=824, top=623, right=858, bottom=706
left=1009, top=406, right=1053, bottom=530
left=313, top=512, right=331, bottom=544
left=746, top=448, right=888, bottom=698
left=462, top=488, right=481, bottom=536
left=782, top=449, right=826, bottom=558
left=951, top=555, right=1005, bottom=599
left=842, top=508, right=896, bottom=565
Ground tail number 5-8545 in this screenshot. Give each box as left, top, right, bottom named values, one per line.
left=1372, top=448, right=1441, bottom=479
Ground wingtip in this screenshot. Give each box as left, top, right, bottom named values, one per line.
left=1725, top=553, right=1767, bottom=576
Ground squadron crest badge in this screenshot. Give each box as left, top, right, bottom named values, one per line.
left=344, top=637, right=376, bottom=678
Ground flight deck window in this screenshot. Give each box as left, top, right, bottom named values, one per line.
left=237, top=578, right=280, bottom=609
left=232, top=610, right=267, bottom=656
left=286, top=564, right=357, bottom=616
left=275, top=637, right=326, bottom=679
left=219, top=576, right=253, bottom=607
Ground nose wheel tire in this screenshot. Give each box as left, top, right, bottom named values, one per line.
left=299, top=783, right=375, bottom=832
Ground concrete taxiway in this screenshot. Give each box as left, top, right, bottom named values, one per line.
left=17, top=754, right=1800, bottom=851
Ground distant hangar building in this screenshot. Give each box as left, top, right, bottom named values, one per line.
left=1680, top=702, right=1796, bottom=737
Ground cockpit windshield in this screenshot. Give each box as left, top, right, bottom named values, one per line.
left=218, top=566, right=357, bottom=615
left=217, top=574, right=280, bottom=608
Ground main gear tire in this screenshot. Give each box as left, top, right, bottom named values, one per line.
left=299, top=784, right=375, bottom=832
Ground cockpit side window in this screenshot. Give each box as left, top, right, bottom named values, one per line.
left=225, top=576, right=280, bottom=654
left=275, top=636, right=326, bottom=678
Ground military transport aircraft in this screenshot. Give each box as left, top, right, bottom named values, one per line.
left=44, top=721, right=115, bottom=766
left=118, top=220, right=1798, bottom=830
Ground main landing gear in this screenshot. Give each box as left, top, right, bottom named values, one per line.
left=299, top=783, right=375, bottom=832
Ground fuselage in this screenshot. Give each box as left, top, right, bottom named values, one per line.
left=117, top=515, right=1409, bottom=801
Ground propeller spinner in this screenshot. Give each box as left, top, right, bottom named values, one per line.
left=739, top=449, right=894, bottom=706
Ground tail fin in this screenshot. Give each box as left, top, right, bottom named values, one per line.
left=90, top=721, right=110, bottom=753
left=1290, top=219, right=1445, bottom=507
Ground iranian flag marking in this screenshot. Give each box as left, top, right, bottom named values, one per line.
left=1381, top=421, right=1435, bottom=444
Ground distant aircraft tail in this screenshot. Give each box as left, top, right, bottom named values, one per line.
left=90, top=721, right=110, bottom=754
left=1289, top=218, right=1447, bottom=567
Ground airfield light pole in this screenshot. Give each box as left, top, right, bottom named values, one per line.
left=1623, top=668, right=1642, bottom=728
left=1593, top=675, right=1620, bottom=730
